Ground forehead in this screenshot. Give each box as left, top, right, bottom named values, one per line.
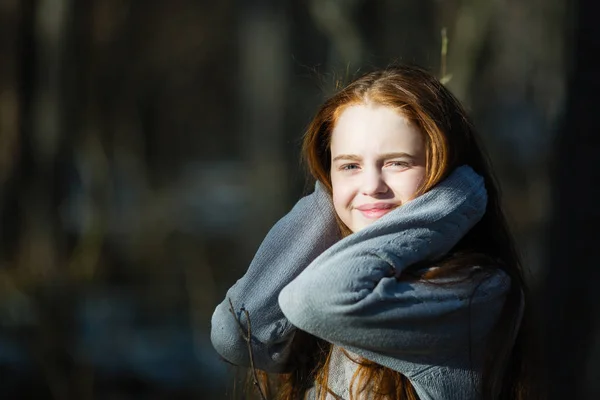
left=330, top=104, right=422, bottom=153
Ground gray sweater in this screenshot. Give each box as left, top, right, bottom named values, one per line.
left=211, top=166, right=511, bottom=399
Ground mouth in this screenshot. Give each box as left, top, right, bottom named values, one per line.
left=355, top=203, right=397, bottom=219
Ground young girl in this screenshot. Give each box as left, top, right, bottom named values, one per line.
left=211, top=65, right=536, bottom=399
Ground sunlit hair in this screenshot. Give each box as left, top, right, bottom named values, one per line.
left=254, top=65, right=541, bottom=399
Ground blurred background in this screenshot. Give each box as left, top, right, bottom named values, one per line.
left=0, top=0, right=598, bottom=399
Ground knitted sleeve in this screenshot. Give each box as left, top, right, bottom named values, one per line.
left=210, top=182, right=340, bottom=372
left=278, top=166, right=510, bottom=377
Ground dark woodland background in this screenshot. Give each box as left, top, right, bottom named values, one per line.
left=0, top=0, right=598, bottom=399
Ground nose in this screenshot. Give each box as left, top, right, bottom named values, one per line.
left=361, top=168, right=389, bottom=196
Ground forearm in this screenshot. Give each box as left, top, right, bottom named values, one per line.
left=210, top=183, right=340, bottom=371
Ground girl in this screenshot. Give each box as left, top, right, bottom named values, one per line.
left=211, top=65, right=537, bottom=399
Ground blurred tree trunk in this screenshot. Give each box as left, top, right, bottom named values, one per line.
left=0, top=0, right=77, bottom=398
left=237, top=0, right=290, bottom=256
left=544, top=0, right=600, bottom=398
left=0, top=0, right=22, bottom=261
left=379, top=0, right=437, bottom=69
left=26, top=0, right=72, bottom=274
left=440, top=0, right=497, bottom=103
left=308, top=0, right=365, bottom=69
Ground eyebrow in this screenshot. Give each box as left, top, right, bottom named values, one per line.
left=331, top=152, right=414, bottom=162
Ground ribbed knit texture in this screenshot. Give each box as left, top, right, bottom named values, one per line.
left=211, top=166, right=511, bottom=399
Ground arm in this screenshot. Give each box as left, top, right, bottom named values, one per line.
left=210, top=182, right=340, bottom=372
left=278, top=166, right=508, bottom=375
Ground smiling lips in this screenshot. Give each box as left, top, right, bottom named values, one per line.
left=355, top=202, right=397, bottom=219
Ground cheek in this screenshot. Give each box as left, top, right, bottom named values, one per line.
left=331, top=175, right=354, bottom=211
left=331, top=186, right=349, bottom=210
left=393, top=169, right=426, bottom=199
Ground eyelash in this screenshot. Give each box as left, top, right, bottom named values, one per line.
left=388, top=161, right=410, bottom=168
left=340, top=163, right=360, bottom=171
left=339, top=161, right=410, bottom=171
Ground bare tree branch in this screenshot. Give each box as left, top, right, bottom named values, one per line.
left=228, top=298, right=267, bottom=400
left=440, top=28, right=453, bottom=85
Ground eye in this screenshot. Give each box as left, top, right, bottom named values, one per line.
left=340, top=163, right=360, bottom=171
left=387, top=161, right=411, bottom=168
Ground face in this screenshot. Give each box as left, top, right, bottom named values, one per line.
left=330, top=103, right=427, bottom=233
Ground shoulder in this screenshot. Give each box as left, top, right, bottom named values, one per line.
left=464, top=265, right=511, bottom=293
left=406, top=262, right=512, bottom=306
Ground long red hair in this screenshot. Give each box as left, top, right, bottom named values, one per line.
left=252, top=65, right=541, bottom=399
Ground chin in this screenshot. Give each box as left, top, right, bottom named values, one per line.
left=341, top=214, right=377, bottom=233
left=350, top=220, right=374, bottom=233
